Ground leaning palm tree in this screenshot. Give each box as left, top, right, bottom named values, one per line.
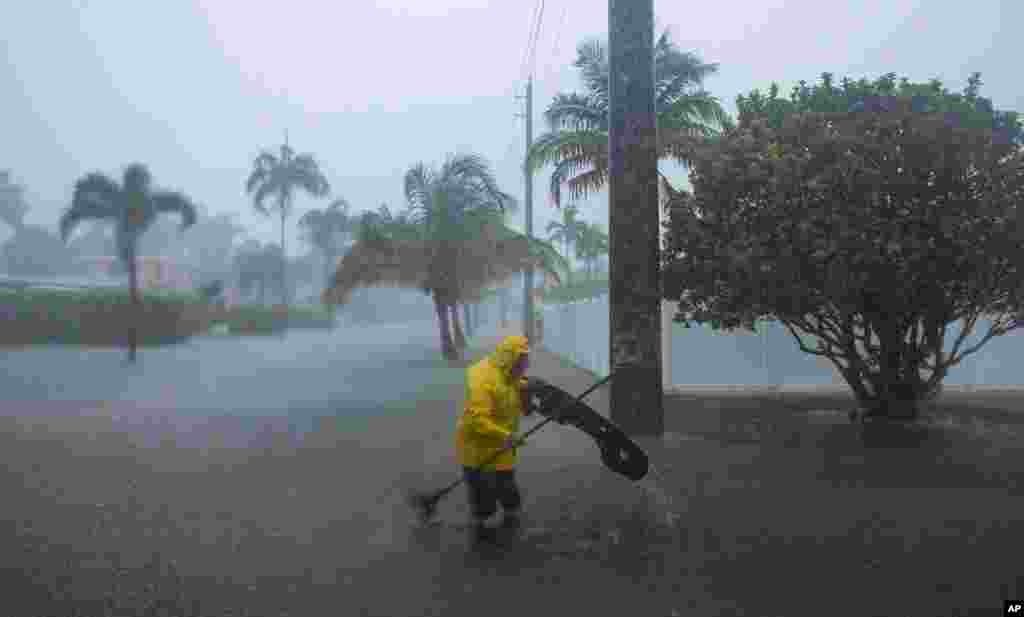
left=244, top=139, right=331, bottom=308
left=324, top=209, right=565, bottom=359
left=544, top=203, right=583, bottom=284
left=454, top=206, right=568, bottom=343
left=323, top=154, right=566, bottom=360
left=526, top=28, right=732, bottom=208
left=59, top=163, right=197, bottom=363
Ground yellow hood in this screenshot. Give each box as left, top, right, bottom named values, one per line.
left=489, top=335, right=529, bottom=373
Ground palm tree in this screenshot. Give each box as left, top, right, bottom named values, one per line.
left=244, top=139, right=331, bottom=309
left=544, top=203, right=583, bottom=284
left=59, top=163, right=197, bottom=362
left=298, top=197, right=354, bottom=301
left=323, top=154, right=567, bottom=360
left=455, top=206, right=568, bottom=342
left=575, top=221, right=609, bottom=280
left=526, top=28, right=731, bottom=207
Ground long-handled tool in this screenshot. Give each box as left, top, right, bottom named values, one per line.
left=406, top=372, right=615, bottom=524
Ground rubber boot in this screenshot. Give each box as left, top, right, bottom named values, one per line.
left=499, top=510, right=522, bottom=532
left=471, top=520, right=497, bottom=546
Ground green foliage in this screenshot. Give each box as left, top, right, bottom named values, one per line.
left=60, top=163, right=198, bottom=263
left=541, top=273, right=609, bottom=304
left=527, top=28, right=731, bottom=206
left=245, top=143, right=331, bottom=220
left=545, top=203, right=583, bottom=283
left=299, top=198, right=354, bottom=261
left=0, top=286, right=210, bottom=346
left=574, top=221, right=609, bottom=279
left=736, top=72, right=1022, bottom=145
left=245, top=141, right=331, bottom=305
left=56, top=163, right=199, bottom=360
left=664, top=73, right=1024, bottom=417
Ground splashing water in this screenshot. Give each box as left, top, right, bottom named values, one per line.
left=632, top=461, right=682, bottom=529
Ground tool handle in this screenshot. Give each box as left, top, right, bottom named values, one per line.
left=433, top=372, right=614, bottom=502
left=477, top=372, right=614, bottom=468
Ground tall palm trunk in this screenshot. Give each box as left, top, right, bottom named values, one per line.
left=433, top=292, right=457, bottom=359
left=450, top=303, right=467, bottom=349
left=127, top=249, right=139, bottom=363
left=279, top=206, right=288, bottom=307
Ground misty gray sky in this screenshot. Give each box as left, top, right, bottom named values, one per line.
left=2, top=0, right=1020, bottom=255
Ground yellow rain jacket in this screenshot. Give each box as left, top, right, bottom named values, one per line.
left=455, top=335, right=530, bottom=471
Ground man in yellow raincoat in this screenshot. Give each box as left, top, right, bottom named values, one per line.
left=455, top=334, right=533, bottom=544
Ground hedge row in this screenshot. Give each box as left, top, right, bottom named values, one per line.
left=0, top=288, right=336, bottom=346
left=0, top=287, right=214, bottom=346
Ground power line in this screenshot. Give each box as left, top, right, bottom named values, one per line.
left=519, top=0, right=543, bottom=86
left=527, top=0, right=547, bottom=81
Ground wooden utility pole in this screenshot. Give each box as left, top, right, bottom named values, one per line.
left=608, top=0, right=664, bottom=435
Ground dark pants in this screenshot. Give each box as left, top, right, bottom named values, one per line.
left=462, top=467, right=522, bottom=521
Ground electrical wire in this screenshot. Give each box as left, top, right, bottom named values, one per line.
left=526, top=0, right=546, bottom=82
left=519, top=0, right=543, bottom=86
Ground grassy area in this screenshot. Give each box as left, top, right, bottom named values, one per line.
left=218, top=303, right=335, bottom=335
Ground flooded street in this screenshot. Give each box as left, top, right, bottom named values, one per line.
left=2, top=326, right=1023, bottom=615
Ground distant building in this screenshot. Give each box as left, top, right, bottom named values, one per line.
left=73, top=255, right=194, bottom=291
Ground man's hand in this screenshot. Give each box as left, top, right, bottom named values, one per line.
left=522, top=377, right=551, bottom=417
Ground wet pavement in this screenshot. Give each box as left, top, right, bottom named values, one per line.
left=1, top=320, right=1023, bottom=615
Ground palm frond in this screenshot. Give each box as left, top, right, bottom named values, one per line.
left=249, top=182, right=280, bottom=217
left=574, top=38, right=609, bottom=108
left=483, top=224, right=568, bottom=284
left=322, top=238, right=431, bottom=306
left=151, top=191, right=198, bottom=231
left=404, top=163, right=434, bottom=213
left=544, top=93, right=607, bottom=131
left=545, top=219, right=566, bottom=240
left=564, top=167, right=609, bottom=203
left=298, top=209, right=324, bottom=229
left=289, top=154, right=331, bottom=197
left=327, top=197, right=351, bottom=216
left=659, top=91, right=731, bottom=133
left=441, top=153, right=515, bottom=213
left=61, top=172, right=123, bottom=242
left=526, top=129, right=607, bottom=175
left=245, top=152, right=279, bottom=193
